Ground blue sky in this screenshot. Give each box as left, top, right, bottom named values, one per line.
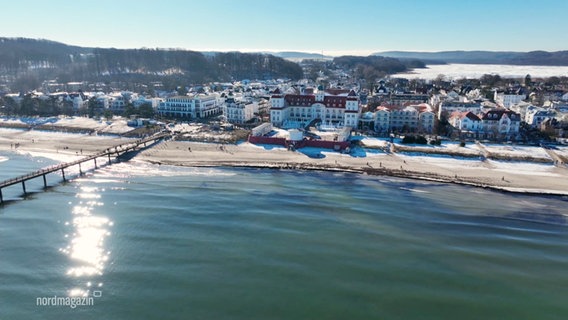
left=2, top=0, right=566, bottom=55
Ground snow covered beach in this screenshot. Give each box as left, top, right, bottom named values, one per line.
left=1, top=117, right=567, bottom=196
left=135, top=139, right=568, bottom=196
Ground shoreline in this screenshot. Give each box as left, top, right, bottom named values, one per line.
left=135, top=139, right=568, bottom=197
left=145, top=159, right=568, bottom=197
left=1, top=127, right=567, bottom=197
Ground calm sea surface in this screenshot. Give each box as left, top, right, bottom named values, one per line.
left=1, top=151, right=567, bottom=319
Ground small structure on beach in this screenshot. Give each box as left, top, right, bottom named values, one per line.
left=251, top=123, right=273, bottom=137
left=248, top=123, right=351, bottom=151
left=288, top=129, right=303, bottom=141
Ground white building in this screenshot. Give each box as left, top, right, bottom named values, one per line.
left=110, top=97, right=127, bottom=114
left=438, top=101, right=482, bottom=120
left=223, top=93, right=258, bottom=124
left=269, top=88, right=361, bottom=129
left=448, top=111, right=482, bottom=133
left=95, top=96, right=110, bottom=110
left=525, top=107, right=556, bottom=128
left=390, top=105, right=419, bottom=132
left=158, top=93, right=222, bottom=119
left=479, top=109, right=521, bottom=139
left=418, top=110, right=436, bottom=134
left=372, top=104, right=435, bottom=134
left=373, top=107, right=391, bottom=133
left=133, top=96, right=162, bottom=109
left=251, top=123, right=272, bottom=136
left=72, top=95, right=86, bottom=110
left=509, top=102, right=535, bottom=122
left=494, top=89, right=526, bottom=108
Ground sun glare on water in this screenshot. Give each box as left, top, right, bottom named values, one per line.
left=59, top=186, right=112, bottom=296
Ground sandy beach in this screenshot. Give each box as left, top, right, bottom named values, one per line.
left=0, top=128, right=133, bottom=161
left=135, top=140, right=568, bottom=196
left=1, top=127, right=568, bottom=196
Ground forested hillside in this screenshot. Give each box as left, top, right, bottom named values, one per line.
left=0, top=38, right=303, bottom=91
left=333, top=55, right=425, bottom=89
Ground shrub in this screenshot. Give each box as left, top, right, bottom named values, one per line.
left=459, top=141, right=466, bottom=147
left=415, top=135, right=428, bottom=144
left=430, top=139, right=442, bottom=145
left=402, top=135, right=416, bottom=144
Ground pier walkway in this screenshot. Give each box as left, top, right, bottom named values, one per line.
left=0, top=132, right=171, bottom=204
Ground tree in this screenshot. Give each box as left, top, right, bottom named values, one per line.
left=61, top=101, right=74, bottom=116
left=480, top=74, right=502, bottom=87
left=546, top=76, right=560, bottom=87
left=123, top=104, right=137, bottom=118
left=138, top=103, right=155, bottom=118
left=434, top=74, right=446, bottom=87
left=37, top=97, right=61, bottom=116
left=176, top=86, right=188, bottom=96
left=524, top=74, right=532, bottom=87
left=2, top=96, right=19, bottom=114
left=415, top=135, right=428, bottom=144
left=103, top=109, right=113, bottom=121
left=19, top=94, right=38, bottom=115
left=87, top=97, right=98, bottom=118
left=402, top=135, right=416, bottom=144
left=437, top=116, right=450, bottom=136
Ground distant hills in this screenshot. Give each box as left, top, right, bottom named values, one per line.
left=271, top=51, right=333, bottom=61
left=374, top=50, right=568, bottom=66
left=0, top=37, right=304, bottom=92
left=6, top=37, right=566, bottom=94
left=202, top=51, right=333, bottom=61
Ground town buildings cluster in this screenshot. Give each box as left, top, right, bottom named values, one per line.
left=2, top=70, right=568, bottom=142
left=264, top=78, right=567, bottom=142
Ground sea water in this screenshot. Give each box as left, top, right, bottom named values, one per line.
left=0, top=151, right=567, bottom=319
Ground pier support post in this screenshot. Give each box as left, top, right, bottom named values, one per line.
left=61, top=168, right=66, bottom=182
left=108, top=153, right=111, bottom=165
left=43, top=174, right=47, bottom=188
left=79, top=163, right=83, bottom=175
left=22, top=181, right=26, bottom=195
left=94, top=158, right=98, bottom=169
left=0, top=188, right=3, bottom=204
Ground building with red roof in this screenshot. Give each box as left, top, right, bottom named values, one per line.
left=269, top=88, right=361, bottom=129
left=448, top=111, right=482, bottom=133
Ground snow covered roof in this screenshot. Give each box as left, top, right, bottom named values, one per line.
left=450, top=111, right=481, bottom=121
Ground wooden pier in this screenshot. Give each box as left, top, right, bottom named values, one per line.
left=0, top=132, right=170, bottom=204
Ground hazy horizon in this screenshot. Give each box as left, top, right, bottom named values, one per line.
left=4, top=36, right=568, bottom=59
left=1, top=0, right=567, bottom=55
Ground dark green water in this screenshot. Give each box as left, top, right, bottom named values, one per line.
left=1, top=153, right=567, bottom=319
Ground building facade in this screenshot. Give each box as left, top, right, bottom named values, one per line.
left=224, top=94, right=258, bottom=124
left=525, top=108, right=556, bottom=128
left=269, top=88, right=361, bottom=129
left=480, top=110, right=521, bottom=139
left=386, top=93, right=429, bottom=106
left=158, top=94, right=222, bottom=119
left=372, top=104, right=435, bottom=134
left=495, top=89, right=527, bottom=108
left=438, top=101, right=482, bottom=120
left=448, top=111, right=482, bottom=133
